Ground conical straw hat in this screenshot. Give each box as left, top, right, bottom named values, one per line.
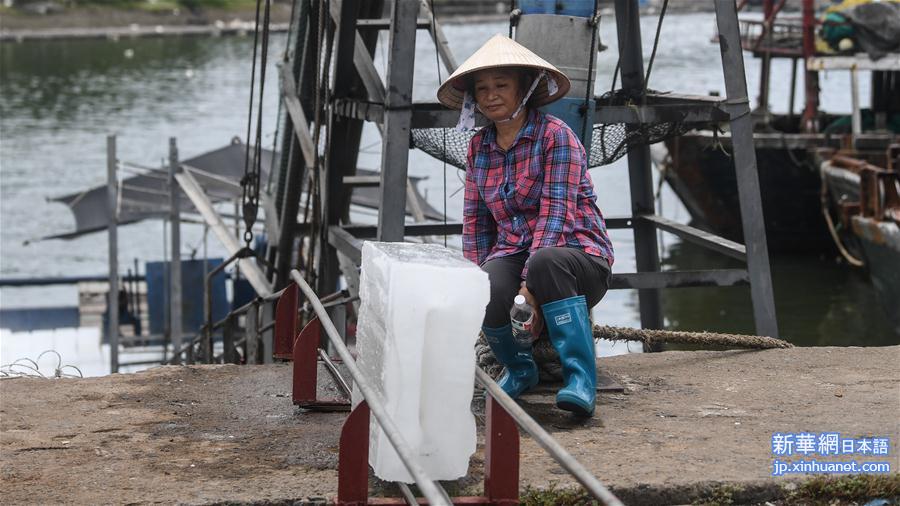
left=437, top=34, right=571, bottom=110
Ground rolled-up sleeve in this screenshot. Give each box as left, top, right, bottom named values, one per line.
left=462, top=143, right=496, bottom=266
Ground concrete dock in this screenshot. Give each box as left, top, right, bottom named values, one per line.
left=1, top=346, right=898, bottom=504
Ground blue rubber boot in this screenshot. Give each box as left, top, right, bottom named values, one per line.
left=482, top=324, right=539, bottom=399
left=541, top=296, right=596, bottom=416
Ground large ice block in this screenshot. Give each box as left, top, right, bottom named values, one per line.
left=352, top=241, right=490, bottom=483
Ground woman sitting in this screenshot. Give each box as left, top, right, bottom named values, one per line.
left=437, top=35, right=614, bottom=417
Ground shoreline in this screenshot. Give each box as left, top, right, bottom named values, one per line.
left=0, top=4, right=293, bottom=41
left=0, top=2, right=722, bottom=42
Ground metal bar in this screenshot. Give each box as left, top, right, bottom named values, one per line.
left=271, top=0, right=308, bottom=273
left=788, top=57, right=799, bottom=120
left=333, top=99, right=385, bottom=124
left=328, top=225, right=363, bottom=265
left=757, top=0, right=774, bottom=115
left=850, top=67, right=862, bottom=136
left=119, top=359, right=169, bottom=367
left=260, top=302, right=275, bottom=364
left=475, top=368, right=624, bottom=506
left=0, top=275, right=145, bottom=287
left=333, top=97, right=736, bottom=129
left=168, top=137, right=183, bottom=363
left=801, top=0, right=819, bottom=130
left=595, top=104, right=731, bottom=125
left=329, top=0, right=386, bottom=102
left=397, top=483, right=419, bottom=505
left=355, top=17, right=431, bottom=29
left=260, top=319, right=276, bottom=334
left=614, top=0, right=663, bottom=333
left=342, top=222, right=463, bottom=238
left=715, top=0, right=779, bottom=339
left=321, top=0, right=372, bottom=298
left=166, top=330, right=203, bottom=364
left=326, top=302, right=348, bottom=354
left=604, top=216, right=634, bottom=229
left=132, top=258, right=142, bottom=336
left=223, top=314, right=239, bottom=364
left=203, top=251, right=243, bottom=362
left=246, top=303, right=260, bottom=364
left=352, top=30, right=387, bottom=103
left=418, top=0, right=458, bottom=74
left=262, top=286, right=288, bottom=302
left=107, top=135, right=120, bottom=374
left=638, top=214, right=747, bottom=261
left=274, top=130, right=305, bottom=290
left=377, top=0, right=419, bottom=242
left=280, top=64, right=317, bottom=168
left=271, top=0, right=313, bottom=287
left=317, top=348, right=352, bottom=397
left=289, top=269, right=451, bottom=506
left=342, top=175, right=381, bottom=186
left=692, top=130, right=898, bottom=150
left=610, top=269, right=749, bottom=290
left=174, top=168, right=272, bottom=296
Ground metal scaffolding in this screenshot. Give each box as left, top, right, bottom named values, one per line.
left=271, top=0, right=780, bottom=339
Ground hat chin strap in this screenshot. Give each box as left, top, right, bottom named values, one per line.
left=455, top=71, right=559, bottom=132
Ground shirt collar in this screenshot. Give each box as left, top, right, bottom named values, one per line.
left=480, top=108, right=543, bottom=149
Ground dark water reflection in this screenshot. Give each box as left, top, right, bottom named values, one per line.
left=1, top=37, right=229, bottom=125
left=661, top=242, right=898, bottom=346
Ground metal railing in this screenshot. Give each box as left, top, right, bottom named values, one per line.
left=291, top=268, right=623, bottom=505
left=289, top=269, right=453, bottom=506
left=167, top=252, right=284, bottom=366
left=475, top=368, right=624, bottom=506
left=737, top=17, right=807, bottom=57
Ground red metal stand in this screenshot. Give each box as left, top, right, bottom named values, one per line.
left=483, top=397, right=520, bottom=506
left=336, top=396, right=521, bottom=505
left=281, top=279, right=522, bottom=503
left=274, top=282, right=299, bottom=360
left=291, top=315, right=350, bottom=410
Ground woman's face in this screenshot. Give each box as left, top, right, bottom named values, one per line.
left=472, top=68, right=525, bottom=123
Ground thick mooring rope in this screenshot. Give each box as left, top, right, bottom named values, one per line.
left=594, top=325, right=793, bottom=350
left=476, top=326, right=793, bottom=382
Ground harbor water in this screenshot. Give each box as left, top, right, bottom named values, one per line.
left=1, top=12, right=896, bottom=375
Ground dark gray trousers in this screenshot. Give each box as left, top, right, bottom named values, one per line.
left=481, top=247, right=612, bottom=329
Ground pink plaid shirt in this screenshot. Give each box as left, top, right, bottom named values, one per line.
left=463, top=109, right=614, bottom=278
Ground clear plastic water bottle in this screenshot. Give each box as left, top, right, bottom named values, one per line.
left=510, top=294, right=536, bottom=346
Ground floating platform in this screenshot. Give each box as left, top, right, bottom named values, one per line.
left=2, top=346, right=898, bottom=505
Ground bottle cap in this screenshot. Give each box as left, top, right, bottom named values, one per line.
left=514, top=294, right=526, bottom=305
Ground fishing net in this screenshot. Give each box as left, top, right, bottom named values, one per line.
left=411, top=90, right=696, bottom=170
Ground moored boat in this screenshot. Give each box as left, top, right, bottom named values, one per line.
left=819, top=148, right=900, bottom=332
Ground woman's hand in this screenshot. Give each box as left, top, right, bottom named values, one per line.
left=518, top=282, right=544, bottom=337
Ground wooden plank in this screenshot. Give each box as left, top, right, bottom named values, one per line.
left=418, top=0, right=458, bottom=74
left=279, top=65, right=316, bottom=168
left=174, top=168, right=272, bottom=297
left=377, top=0, right=419, bottom=242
